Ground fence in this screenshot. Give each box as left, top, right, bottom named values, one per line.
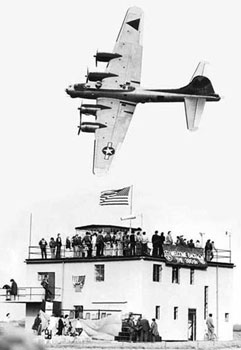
left=27, top=245, right=232, bottom=264
left=0, top=286, right=61, bottom=302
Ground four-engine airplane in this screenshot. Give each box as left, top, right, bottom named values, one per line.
left=66, top=6, right=220, bottom=175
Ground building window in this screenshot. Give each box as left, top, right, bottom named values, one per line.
left=225, top=313, right=229, bottom=322
left=172, top=267, right=180, bottom=283
left=174, top=307, right=178, bottom=320
left=95, top=264, right=105, bottom=282
left=190, top=268, right=194, bottom=284
left=155, top=306, right=160, bottom=320
left=204, top=286, right=208, bottom=319
left=153, top=264, right=162, bottom=282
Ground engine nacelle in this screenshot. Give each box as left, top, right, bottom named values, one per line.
left=87, top=72, right=118, bottom=82
left=79, top=107, right=98, bottom=116
left=94, top=52, right=122, bottom=64
left=80, top=122, right=106, bottom=133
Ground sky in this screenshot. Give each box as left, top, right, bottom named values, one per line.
left=0, top=0, right=240, bottom=322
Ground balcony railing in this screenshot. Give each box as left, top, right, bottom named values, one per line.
left=0, top=287, right=61, bottom=303
left=27, top=244, right=232, bottom=264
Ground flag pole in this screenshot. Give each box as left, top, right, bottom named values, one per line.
left=129, top=185, right=133, bottom=233
left=28, top=213, right=32, bottom=259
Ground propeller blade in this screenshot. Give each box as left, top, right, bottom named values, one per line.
left=94, top=50, right=98, bottom=67
left=77, top=102, right=83, bottom=135
left=85, top=67, right=89, bottom=83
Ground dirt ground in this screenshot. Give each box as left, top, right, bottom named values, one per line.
left=43, top=332, right=241, bottom=350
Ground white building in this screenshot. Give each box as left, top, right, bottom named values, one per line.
left=0, top=224, right=234, bottom=341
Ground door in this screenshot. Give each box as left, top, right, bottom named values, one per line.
left=188, top=308, right=196, bottom=340
left=38, top=272, right=55, bottom=300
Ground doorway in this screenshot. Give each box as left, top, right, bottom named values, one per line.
left=188, top=308, right=196, bottom=340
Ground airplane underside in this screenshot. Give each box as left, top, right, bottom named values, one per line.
left=66, top=6, right=221, bottom=174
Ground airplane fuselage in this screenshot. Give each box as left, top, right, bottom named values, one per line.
left=66, top=84, right=220, bottom=104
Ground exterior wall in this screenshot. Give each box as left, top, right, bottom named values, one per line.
left=25, top=258, right=233, bottom=341
left=62, top=259, right=143, bottom=313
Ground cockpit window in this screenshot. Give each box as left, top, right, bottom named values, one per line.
left=74, top=83, right=85, bottom=91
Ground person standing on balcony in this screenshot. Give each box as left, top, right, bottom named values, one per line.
left=39, top=238, right=48, bottom=259
left=165, top=231, right=173, bottom=245
left=152, top=230, right=159, bottom=256
left=158, top=232, right=165, bottom=257
left=96, top=231, right=105, bottom=256
left=49, top=237, right=56, bottom=259
left=10, top=279, right=18, bottom=300
left=82, top=232, right=92, bottom=257
left=205, top=239, right=213, bottom=261
left=141, top=232, right=149, bottom=255
left=55, top=233, right=62, bottom=259
left=130, top=230, right=136, bottom=256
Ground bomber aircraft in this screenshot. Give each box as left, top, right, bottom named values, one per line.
left=66, top=6, right=220, bottom=175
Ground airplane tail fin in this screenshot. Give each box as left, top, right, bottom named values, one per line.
left=183, top=62, right=217, bottom=131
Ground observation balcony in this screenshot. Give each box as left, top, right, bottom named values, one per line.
left=0, top=286, right=61, bottom=303
left=26, top=244, right=232, bottom=266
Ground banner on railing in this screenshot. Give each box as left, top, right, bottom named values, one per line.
left=163, top=245, right=207, bottom=269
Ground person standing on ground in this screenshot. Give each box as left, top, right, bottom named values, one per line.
left=57, top=315, right=65, bottom=335
left=32, top=313, right=42, bottom=335
left=206, top=313, right=215, bottom=340
left=150, top=318, right=159, bottom=342
left=140, top=316, right=150, bottom=342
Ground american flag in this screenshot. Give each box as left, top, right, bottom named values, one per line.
left=100, top=186, right=130, bottom=206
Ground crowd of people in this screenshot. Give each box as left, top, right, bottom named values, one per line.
left=37, top=230, right=216, bottom=262
left=32, top=313, right=86, bottom=338
left=126, top=313, right=159, bottom=342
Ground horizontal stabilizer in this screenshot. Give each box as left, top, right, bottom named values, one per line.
left=184, top=97, right=206, bottom=131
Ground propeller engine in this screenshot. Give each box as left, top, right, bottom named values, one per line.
left=86, top=71, right=118, bottom=83
left=77, top=104, right=109, bottom=134
left=94, top=51, right=122, bottom=67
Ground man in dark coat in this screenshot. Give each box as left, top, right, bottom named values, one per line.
left=129, top=231, right=136, bottom=256
left=32, top=313, right=42, bottom=335
left=158, top=232, right=165, bottom=257
left=152, top=231, right=159, bottom=256
left=96, top=232, right=105, bottom=256
left=57, top=315, right=65, bottom=335
left=139, top=316, right=150, bottom=342
left=41, top=275, right=52, bottom=301
left=55, top=233, right=62, bottom=258
left=10, top=279, right=18, bottom=300
left=39, top=238, right=48, bottom=259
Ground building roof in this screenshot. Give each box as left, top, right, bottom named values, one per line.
left=75, top=224, right=141, bottom=232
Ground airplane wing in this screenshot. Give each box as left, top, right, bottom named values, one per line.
left=93, top=97, right=136, bottom=175
left=92, top=7, right=143, bottom=174
left=101, top=6, right=144, bottom=89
